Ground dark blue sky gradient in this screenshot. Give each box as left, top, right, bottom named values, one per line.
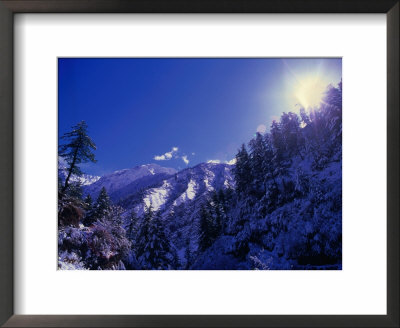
left=59, top=58, right=341, bottom=176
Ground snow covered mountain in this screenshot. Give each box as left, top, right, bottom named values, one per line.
left=83, top=163, right=177, bottom=202
left=119, top=162, right=234, bottom=215
left=115, top=161, right=235, bottom=265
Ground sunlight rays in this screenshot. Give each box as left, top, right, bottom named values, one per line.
left=282, top=59, right=339, bottom=111
left=293, top=75, right=327, bottom=109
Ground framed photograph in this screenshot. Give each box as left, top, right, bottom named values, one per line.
left=0, top=1, right=398, bottom=327
left=57, top=57, right=343, bottom=272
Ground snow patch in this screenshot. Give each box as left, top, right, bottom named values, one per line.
left=173, top=179, right=197, bottom=207
left=143, top=180, right=171, bottom=211
left=75, top=174, right=100, bottom=186
left=204, top=177, right=214, bottom=191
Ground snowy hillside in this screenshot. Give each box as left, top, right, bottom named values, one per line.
left=118, top=162, right=235, bottom=267
left=83, top=163, right=176, bottom=201
left=121, top=162, right=234, bottom=215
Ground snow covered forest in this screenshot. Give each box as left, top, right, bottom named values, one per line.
left=58, top=81, right=342, bottom=270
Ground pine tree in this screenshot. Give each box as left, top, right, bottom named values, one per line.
left=136, top=207, right=172, bottom=269
left=280, top=112, right=304, bottom=160
left=82, top=194, right=95, bottom=226
left=300, top=107, right=311, bottom=126
left=323, top=79, right=342, bottom=111
left=216, top=189, right=228, bottom=233
left=248, top=132, right=269, bottom=195
left=66, top=181, right=83, bottom=200
left=270, top=120, right=290, bottom=178
left=263, top=134, right=275, bottom=179
left=233, top=144, right=252, bottom=195
left=322, top=80, right=342, bottom=158
left=198, top=201, right=221, bottom=252
left=126, top=210, right=139, bottom=242
left=135, top=207, right=151, bottom=268
left=59, top=121, right=96, bottom=194
left=209, top=191, right=226, bottom=234
left=198, top=204, right=212, bottom=252
left=93, top=187, right=111, bottom=220
left=84, top=194, right=93, bottom=210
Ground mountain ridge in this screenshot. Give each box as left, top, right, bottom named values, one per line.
left=83, top=163, right=177, bottom=202
left=59, top=158, right=236, bottom=216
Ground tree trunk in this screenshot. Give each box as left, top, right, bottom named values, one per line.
left=61, top=147, right=78, bottom=194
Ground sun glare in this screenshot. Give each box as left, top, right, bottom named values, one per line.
left=280, top=59, right=340, bottom=112
left=293, top=76, right=326, bottom=109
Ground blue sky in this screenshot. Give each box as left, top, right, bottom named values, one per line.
left=58, top=58, right=341, bottom=176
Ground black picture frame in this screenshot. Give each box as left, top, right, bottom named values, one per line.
left=0, top=1, right=398, bottom=327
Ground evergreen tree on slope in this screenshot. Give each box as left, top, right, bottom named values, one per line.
left=93, top=187, right=112, bottom=220
left=233, top=144, right=252, bottom=196
left=198, top=201, right=222, bottom=253
left=248, top=132, right=272, bottom=196
left=136, top=206, right=172, bottom=269
left=58, top=121, right=96, bottom=195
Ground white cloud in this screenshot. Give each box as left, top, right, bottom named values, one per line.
left=207, top=159, right=221, bottom=164
left=182, top=155, right=189, bottom=165
left=225, top=158, right=237, bottom=165
left=154, top=147, right=179, bottom=161
left=192, top=152, right=195, bottom=156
